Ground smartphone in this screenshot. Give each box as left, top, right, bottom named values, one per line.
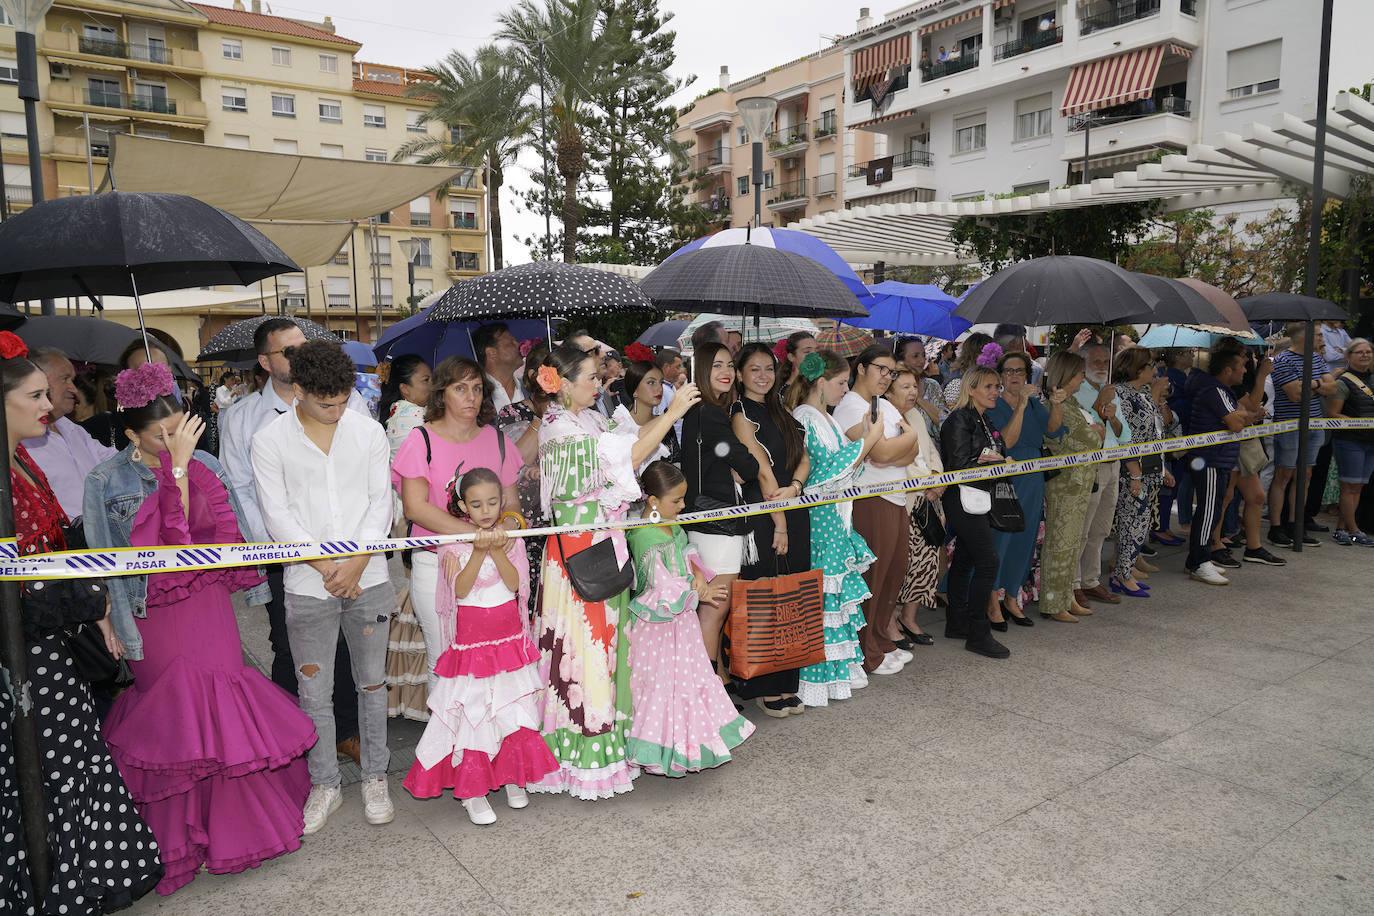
left=870, top=395, right=880, bottom=423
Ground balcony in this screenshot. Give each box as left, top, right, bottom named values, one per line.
left=1068, top=95, right=1192, bottom=132
left=1062, top=99, right=1195, bottom=164
left=994, top=27, right=1064, bottom=61
left=78, top=36, right=130, bottom=59
left=690, top=148, right=731, bottom=173
left=846, top=149, right=934, bottom=180
left=1080, top=0, right=1161, bottom=36
left=451, top=251, right=480, bottom=272
left=765, top=178, right=808, bottom=211
left=84, top=88, right=177, bottom=115
left=922, top=50, right=979, bottom=82
left=696, top=194, right=730, bottom=217
left=450, top=212, right=478, bottom=230
left=55, top=32, right=202, bottom=69
left=371, top=251, right=392, bottom=267
left=3, top=184, right=32, bottom=205
left=327, top=294, right=351, bottom=308
left=767, top=124, right=809, bottom=157
left=814, top=172, right=837, bottom=197
left=813, top=115, right=838, bottom=141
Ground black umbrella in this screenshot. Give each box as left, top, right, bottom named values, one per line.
left=1124, top=274, right=1225, bottom=325
left=199, top=315, right=342, bottom=363
left=16, top=315, right=196, bottom=379
left=636, top=319, right=690, bottom=347
left=1238, top=292, right=1349, bottom=322
left=0, top=302, right=24, bottom=331
left=639, top=244, right=869, bottom=319
left=428, top=262, right=653, bottom=323
left=954, top=256, right=1161, bottom=326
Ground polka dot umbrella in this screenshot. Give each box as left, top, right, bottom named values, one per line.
left=427, top=261, right=656, bottom=327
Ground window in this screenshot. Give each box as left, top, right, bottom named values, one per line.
left=737, top=176, right=750, bottom=196
left=318, top=99, right=342, bottom=122
left=1013, top=180, right=1050, bottom=195
left=137, top=128, right=169, bottom=140
left=320, top=143, right=344, bottom=158
left=223, top=133, right=250, bottom=149
left=326, top=276, right=349, bottom=307
left=907, top=132, right=930, bottom=155
left=450, top=125, right=469, bottom=146
left=319, top=53, right=338, bottom=73
left=451, top=168, right=479, bottom=189
left=0, top=112, right=24, bottom=138
left=405, top=110, right=425, bottom=133
left=363, top=104, right=386, bottom=128
left=763, top=170, right=774, bottom=190
left=1226, top=39, right=1281, bottom=98
left=954, top=113, right=987, bottom=153
left=0, top=57, right=16, bottom=86
left=87, top=77, right=121, bottom=107
left=273, top=139, right=298, bottom=154
left=222, top=86, right=247, bottom=112
left=951, top=190, right=984, bottom=202
left=331, top=247, right=349, bottom=265
left=365, top=148, right=387, bottom=162
left=375, top=277, right=392, bottom=307
left=271, top=93, right=295, bottom=118
left=371, top=242, right=391, bottom=265
left=271, top=46, right=291, bottom=67
left=221, top=38, right=242, bottom=60
left=410, top=238, right=432, bottom=268
left=409, top=196, right=431, bottom=226
left=281, top=276, right=306, bottom=311
left=453, top=251, right=479, bottom=271
left=83, top=24, right=117, bottom=41
left=449, top=199, right=478, bottom=230
left=1014, top=93, right=1052, bottom=140
left=737, top=126, right=748, bottom=145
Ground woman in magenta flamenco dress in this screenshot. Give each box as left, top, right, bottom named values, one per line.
left=90, top=372, right=317, bottom=896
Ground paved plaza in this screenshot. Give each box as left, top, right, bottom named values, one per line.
left=126, top=537, right=1374, bottom=915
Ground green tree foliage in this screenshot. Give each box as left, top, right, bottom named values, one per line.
left=949, top=200, right=1162, bottom=272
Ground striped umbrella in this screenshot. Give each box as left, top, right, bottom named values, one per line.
left=676, top=313, right=818, bottom=351
left=814, top=324, right=874, bottom=358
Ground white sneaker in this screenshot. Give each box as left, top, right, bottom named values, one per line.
left=873, top=653, right=905, bottom=675
left=462, top=795, right=496, bottom=826
left=302, top=784, right=342, bottom=836
left=504, top=784, right=529, bottom=809
left=360, top=777, right=394, bottom=825
left=889, top=648, right=914, bottom=664
left=1189, top=561, right=1229, bottom=586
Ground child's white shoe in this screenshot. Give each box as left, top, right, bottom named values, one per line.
left=462, top=795, right=496, bottom=826
left=505, top=784, right=529, bottom=809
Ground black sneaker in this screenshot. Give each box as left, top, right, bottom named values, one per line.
left=1210, top=548, right=1241, bottom=569
left=1243, top=546, right=1287, bottom=566
left=1140, top=544, right=1158, bottom=559
left=1223, top=534, right=1246, bottom=550
left=1295, top=534, right=1320, bottom=548
left=1305, top=519, right=1331, bottom=533
left=1268, top=528, right=1294, bottom=547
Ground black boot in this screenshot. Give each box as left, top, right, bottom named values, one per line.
left=964, top=610, right=1010, bottom=659
left=943, top=604, right=969, bottom=640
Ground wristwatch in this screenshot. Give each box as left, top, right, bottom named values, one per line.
left=172, top=466, right=187, bottom=480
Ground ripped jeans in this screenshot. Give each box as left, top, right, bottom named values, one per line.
left=285, top=582, right=394, bottom=787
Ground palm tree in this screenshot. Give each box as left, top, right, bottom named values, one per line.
left=498, top=0, right=664, bottom=263
left=395, top=45, right=532, bottom=270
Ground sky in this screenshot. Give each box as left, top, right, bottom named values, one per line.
left=256, top=0, right=1374, bottom=266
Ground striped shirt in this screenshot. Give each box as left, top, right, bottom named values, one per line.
left=1269, top=349, right=1329, bottom=420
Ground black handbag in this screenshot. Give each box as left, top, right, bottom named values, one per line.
left=686, top=430, right=742, bottom=537
left=912, top=497, right=945, bottom=547
left=988, top=480, right=1026, bottom=532
left=1139, top=451, right=1164, bottom=476
left=1040, top=444, right=1061, bottom=481
left=554, top=532, right=635, bottom=603
left=64, top=621, right=134, bottom=687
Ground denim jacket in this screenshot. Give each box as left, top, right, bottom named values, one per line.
left=83, top=446, right=271, bottom=661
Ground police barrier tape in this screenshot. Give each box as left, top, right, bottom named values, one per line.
left=3, top=416, right=1372, bottom=581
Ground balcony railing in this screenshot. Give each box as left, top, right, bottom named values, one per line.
left=3, top=184, right=32, bottom=205
left=83, top=88, right=178, bottom=114
left=766, top=178, right=807, bottom=208
left=1080, top=0, right=1161, bottom=35
left=327, top=294, right=351, bottom=308
left=1068, top=95, right=1190, bottom=130
left=410, top=214, right=431, bottom=227
left=813, top=115, right=838, bottom=140
left=450, top=213, right=478, bottom=230
left=691, top=148, right=730, bottom=171
left=371, top=252, right=392, bottom=266
left=452, top=252, right=479, bottom=271
left=994, top=27, right=1064, bottom=61
left=814, top=173, right=836, bottom=196
left=767, top=124, right=808, bottom=152
left=922, top=50, right=979, bottom=82
left=79, top=36, right=130, bottom=59
left=697, top=195, right=730, bottom=215
left=847, top=149, right=934, bottom=179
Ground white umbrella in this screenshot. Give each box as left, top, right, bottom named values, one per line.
left=677, top=313, right=818, bottom=352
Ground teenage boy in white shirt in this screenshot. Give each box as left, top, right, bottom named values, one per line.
left=252, top=340, right=395, bottom=836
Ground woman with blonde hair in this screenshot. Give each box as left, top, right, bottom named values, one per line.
left=1040, top=350, right=1103, bottom=622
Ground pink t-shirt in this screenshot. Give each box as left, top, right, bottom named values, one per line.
left=391, top=424, right=523, bottom=537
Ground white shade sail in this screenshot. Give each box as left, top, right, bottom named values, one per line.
left=244, top=220, right=355, bottom=269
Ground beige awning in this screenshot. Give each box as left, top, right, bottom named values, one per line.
left=48, top=56, right=127, bottom=73
left=137, top=118, right=206, bottom=130
left=51, top=109, right=130, bottom=123
left=245, top=220, right=355, bottom=269
left=89, top=286, right=279, bottom=314
left=109, top=135, right=464, bottom=220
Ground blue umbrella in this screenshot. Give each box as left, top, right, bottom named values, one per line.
left=666, top=227, right=876, bottom=309
left=342, top=339, right=378, bottom=368
left=372, top=308, right=556, bottom=366
left=637, top=319, right=690, bottom=348
left=841, top=281, right=970, bottom=340
left=1138, top=324, right=1264, bottom=349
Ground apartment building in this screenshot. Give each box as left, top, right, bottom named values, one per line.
left=837, top=0, right=1340, bottom=218
left=0, top=0, right=486, bottom=343
left=673, top=48, right=876, bottom=229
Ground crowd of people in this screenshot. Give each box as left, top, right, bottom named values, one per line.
left=2, top=311, right=1369, bottom=912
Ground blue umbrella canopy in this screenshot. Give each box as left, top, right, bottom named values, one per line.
left=372, top=308, right=556, bottom=366
left=842, top=281, right=970, bottom=340
left=1138, top=324, right=1264, bottom=349
left=667, top=227, right=876, bottom=309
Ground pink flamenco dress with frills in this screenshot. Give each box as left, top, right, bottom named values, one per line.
left=101, top=461, right=317, bottom=896
left=403, top=538, right=558, bottom=800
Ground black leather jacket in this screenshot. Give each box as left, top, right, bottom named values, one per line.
left=939, top=406, right=1002, bottom=491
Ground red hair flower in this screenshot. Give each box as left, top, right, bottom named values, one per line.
left=624, top=342, right=654, bottom=364
left=771, top=338, right=789, bottom=362
left=0, top=331, right=27, bottom=360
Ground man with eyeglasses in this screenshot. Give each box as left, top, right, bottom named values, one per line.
left=833, top=344, right=922, bottom=677
left=220, top=317, right=371, bottom=763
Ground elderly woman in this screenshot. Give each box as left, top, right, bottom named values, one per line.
left=1328, top=338, right=1374, bottom=544
left=986, top=350, right=1066, bottom=628
left=941, top=331, right=993, bottom=407
left=1111, top=346, right=1174, bottom=595
left=885, top=365, right=944, bottom=646
left=1041, top=351, right=1103, bottom=622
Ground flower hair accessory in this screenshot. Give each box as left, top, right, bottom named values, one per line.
left=0, top=331, right=27, bottom=360
left=771, top=339, right=789, bottom=362
left=624, top=342, right=654, bottom=364
left=518, top=337, right=541, bottom=359
left=798, top=351, right=827, bottom=381
left=115, top=360, right=177, bottom=409
left=976, top=341, right=1004, bottom=368
left=536, top=364, right=562, bottom=395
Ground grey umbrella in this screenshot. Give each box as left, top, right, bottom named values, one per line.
left=1238, top=292, right=1349, bottom=322
left=198, top=315, right=342, bottom=363
left=636, top=319, right=690, bottom=348
left=16, top=315, right=196, bottom=379
left=639, top=244, right=869, bottom=319
left=1123, top=274, right=1226, bottom=325
left=954, top=256, right=1161, bottom=325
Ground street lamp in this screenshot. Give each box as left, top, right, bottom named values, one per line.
left=2, top=0, right=56, bottom=315
left=737, top=96, right=777, bottom=229
left=397, top=238, right=422, bottom=308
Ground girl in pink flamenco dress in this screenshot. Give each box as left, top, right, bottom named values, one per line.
left=98, top=411, right=316, bottom=896
left=403, top=468, right=557, bottom=825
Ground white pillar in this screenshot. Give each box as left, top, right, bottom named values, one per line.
left=981, top=2, right=994, bottom=70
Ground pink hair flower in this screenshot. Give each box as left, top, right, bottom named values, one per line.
left=771, top=338, right=789, bottom=362
left=518, top=337, right=541, bottom=359
left=114, top=361, right=177, bottom=409
left=976, top=341, right=1004, bottom=368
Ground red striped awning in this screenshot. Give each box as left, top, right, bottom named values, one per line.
left=853, top=34, right=912, bottom=84
left=848, top=106, right=920, bottom=131
left=1166, top=42, right=1193, bottom=58
left=1060, top=44, right=1166, bottom=116
left=918, top=6, right=981, bottom=37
